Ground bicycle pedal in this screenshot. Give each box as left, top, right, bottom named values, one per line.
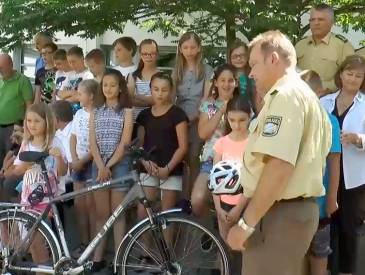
left=84, top=261, right=93, bottom=271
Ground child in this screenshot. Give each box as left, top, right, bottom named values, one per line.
left=69, top=79, right=98, bottom=257
left=33, top=32, right=53, bottom=75
left=127, top=39, right=160, bottom=136
left=112, top=37, right=137, bottom=78
left=58, top=46, right=94, bottom=112
left=17, top=103, right=67, bottom=208
left=212, top=95, right=251, bottom=275
left=85, top=49, right=106, bottom=83
left=191, top=64, right=239, bottom=217
left=173, top=31, right=213, bottom=198
left=89, top=69, right=133, bottom=271
left=301, top=70, right=341, bottom=275
left=0, top=124, right=23, bottom=175
left=0, top=123, right=23, bottom=202
left=17, top=103, right=67, bottom=268
left=212, top=96, right=250, bottom=239
left=53, top=49, right=72, bottom=101
left=228, top=39, right=254, bottom=102
left=52, top=100, right=73, bottom=166
left=34, top=42, right=58, bottom=104
left=137, top=72, right=188, bottom=218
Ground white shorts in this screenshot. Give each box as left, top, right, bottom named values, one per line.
left=140, top=173, right=182, bottom=191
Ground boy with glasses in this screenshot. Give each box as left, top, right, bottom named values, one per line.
left=34, top=42, right=58, bottom=104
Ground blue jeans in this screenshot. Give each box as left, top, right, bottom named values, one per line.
left=92, top=156, right=131, bottom=191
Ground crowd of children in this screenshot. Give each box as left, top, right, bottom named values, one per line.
left=1, top=29, right=365, bottom=275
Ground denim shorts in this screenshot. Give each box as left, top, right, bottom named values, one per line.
left=92, top=156, right=131, bottom=191
left=71, top=161, right=93, bottom=183
left=309, top=220, right=332, bottom=257
left=200, top=160, right=213, bottom=174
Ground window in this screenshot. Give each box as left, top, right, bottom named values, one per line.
left=21, top=47, right=38, bottom=83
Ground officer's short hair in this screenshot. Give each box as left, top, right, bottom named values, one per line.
left=313, top=3, right=334, bottom=22
left=335, top=55, right=365, bottom=92
left=249, top=30, right=296, bottom=67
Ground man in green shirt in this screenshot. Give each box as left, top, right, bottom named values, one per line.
left=0, top=54, right=33, bottom=166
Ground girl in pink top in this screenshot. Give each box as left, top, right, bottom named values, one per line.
left=213, top=95, right=251, bottom=240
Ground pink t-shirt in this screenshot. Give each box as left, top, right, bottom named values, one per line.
left=213, top=135, right=248, bottom=205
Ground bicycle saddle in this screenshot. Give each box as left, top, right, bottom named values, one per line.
left=19, top=151, right=49, bottom=163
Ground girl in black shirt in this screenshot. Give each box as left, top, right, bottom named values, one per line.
left=136, top=72, right=188, bottom=219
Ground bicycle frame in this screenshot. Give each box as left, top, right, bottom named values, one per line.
left=2, top=167, right=158, bottom=274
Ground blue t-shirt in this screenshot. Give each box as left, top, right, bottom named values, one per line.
left=35, top=56, right=45, bottom=76
left=317, top=113, right=341, bottom=218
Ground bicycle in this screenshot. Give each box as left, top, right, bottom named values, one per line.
left=0, top=143, right=230, bottom=274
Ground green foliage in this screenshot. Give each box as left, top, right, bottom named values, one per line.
left=0, top=0, right=364, bottom=51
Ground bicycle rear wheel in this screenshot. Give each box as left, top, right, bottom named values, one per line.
left=0, top=208, right=61, bottom=274
left=116, top=212, right=229, bottom=275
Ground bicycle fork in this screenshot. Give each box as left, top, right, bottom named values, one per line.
left=142, top=199, right=180, bottom=274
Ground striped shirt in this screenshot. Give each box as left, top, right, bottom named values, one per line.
left=133, top=77, right=151, bottom=122
left=94, top=105, right=125, bottom=163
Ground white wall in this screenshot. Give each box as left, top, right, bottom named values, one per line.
left=51, top=19, right=364, bottom=52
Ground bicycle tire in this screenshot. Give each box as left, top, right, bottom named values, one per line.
left=116, top=212, right=230, bottom=275
left=0, top=208, right=61, bottom=274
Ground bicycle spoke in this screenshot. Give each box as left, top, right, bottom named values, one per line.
left=132, top=235, right=163, bottom=266
left=118, top=214, right=229, bottom=275
left=0, top=209, right=60, bottom=273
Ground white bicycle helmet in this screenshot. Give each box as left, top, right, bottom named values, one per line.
left=208, top=160, right=243, bottom=195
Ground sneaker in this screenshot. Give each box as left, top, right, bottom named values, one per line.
left=90, top=260, right=106, bottom=273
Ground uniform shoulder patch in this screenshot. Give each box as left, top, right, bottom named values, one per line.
left=335, top=34, right=348, bottom=43
left=262, top=116, right=282, bottom=137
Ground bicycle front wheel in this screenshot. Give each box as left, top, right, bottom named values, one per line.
left=116, top=212, right=230, bottom=275
left=0, top=208, right=61, bottom=274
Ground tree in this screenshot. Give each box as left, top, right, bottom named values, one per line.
left=0, top=0, right=364, bottom=51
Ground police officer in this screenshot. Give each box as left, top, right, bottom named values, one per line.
left=356, top=46, right=365, bottom=59
left=295, top=4, right=354, bottom=92
left=226, top=30, right=332, bottom=275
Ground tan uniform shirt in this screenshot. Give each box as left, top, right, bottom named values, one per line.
left=242, top=73, right=332, bottom=200
left=295, top=32, right=354, bottom=92
left=356, top=46, right=365, bottom=59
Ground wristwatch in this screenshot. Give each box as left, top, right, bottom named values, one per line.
left=238, top=217, right=255, bottom=235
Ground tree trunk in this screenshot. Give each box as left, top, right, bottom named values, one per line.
left=225, top=15, right=236, bottom=58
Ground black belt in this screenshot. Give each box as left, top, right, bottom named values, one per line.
left=0, top=123, right=14, bottom=128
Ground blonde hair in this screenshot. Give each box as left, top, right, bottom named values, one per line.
left=173, top=31, right=205, bottom=85
left=249, top=30, right=297, bottom=67
left=34, top=32, right=52, bottom=44
left=24, top=103, right=55, bottom=151
left=300, top=70, right=323, bottom=92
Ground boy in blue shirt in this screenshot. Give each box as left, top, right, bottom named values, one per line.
left=301, top=70, right=341, bottom=275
